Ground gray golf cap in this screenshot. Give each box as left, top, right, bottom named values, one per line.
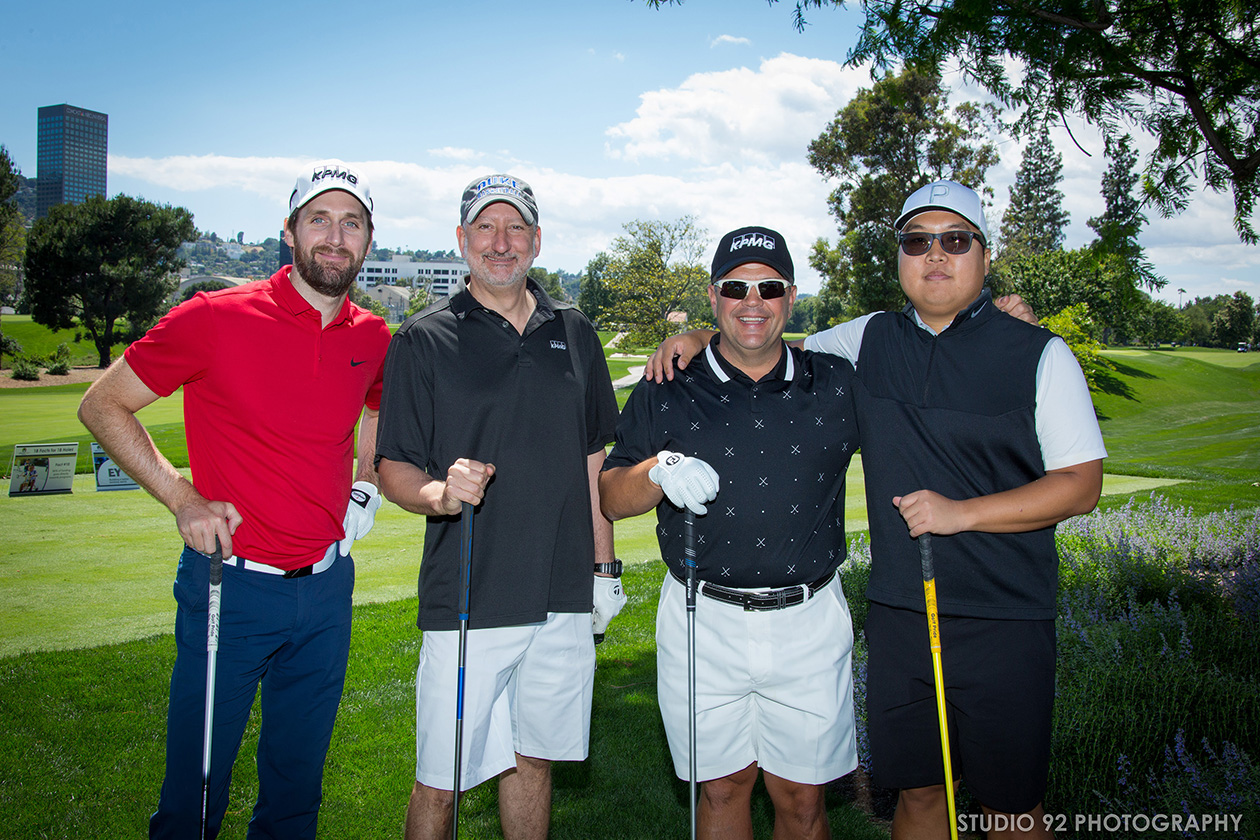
left=460, top=174, right=538, bottom=226
left=895, top=180, right=988, bottom=243
left=289, top=159, right=373, bottom=217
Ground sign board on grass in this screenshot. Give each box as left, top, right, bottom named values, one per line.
left=91, top=442, right=140, bottom=491
left=8, top=443, right=80, bottom=497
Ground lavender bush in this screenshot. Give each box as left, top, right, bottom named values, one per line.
left=839, top=498, right=1260, bottom=836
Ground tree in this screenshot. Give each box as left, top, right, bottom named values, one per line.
left=1211, top=291, right=1256, bottom=348
left=577, top=252, right=616, bottom=327
left=1144, top=298, right=1187, bottom=346
left=0, top=146, right=23, bottom=307
left=769, top=0, right=1260, bottom=243
left=999, top=120, right=1069, bottom=256
left=806, top=67, right=1001, bottom=322
left=527, top=267, right=569, bottom=302
left=24, top=195, right=196, bottom=367
left=994, top=248, right=1142, bottom=344
left=404, top=287, right=433, bottom=319
left=348, top=285, right=390, bottom=321
left=785, top=294, right=816, bottom=334
left=1089, top=134, right=1163, bottom=292
left=180, top=280, right=231, bottom=303
left=602, top=217, right=711, bottom=349
left=1040, top=303, right=1115, bottom=392
left=1180, top=294, right=1230, bottom=345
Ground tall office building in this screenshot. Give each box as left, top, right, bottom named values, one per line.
left=36, top=104, right=109, bottom=219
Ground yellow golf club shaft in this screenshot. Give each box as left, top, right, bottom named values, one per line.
left=920, top=534, right=959, bottom=840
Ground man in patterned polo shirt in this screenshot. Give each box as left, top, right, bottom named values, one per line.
left=599, top=226, right=859, bottom=840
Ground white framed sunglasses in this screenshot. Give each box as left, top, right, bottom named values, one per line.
left=713, top=279, right=790, bottom=300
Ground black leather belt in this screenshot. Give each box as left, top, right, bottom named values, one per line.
left=672, top=569, right=835, bottom=611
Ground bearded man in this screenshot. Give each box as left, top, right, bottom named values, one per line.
left=79, top=160, right=392, bottom=839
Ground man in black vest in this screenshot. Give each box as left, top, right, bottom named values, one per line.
left=849, top=181, right=1105, bottom=839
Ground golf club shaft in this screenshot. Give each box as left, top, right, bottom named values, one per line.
left=452, top=502, right=474, bottom=840
left=919, top=534, right=959, bottom=840
left=201, top=538, right=224, bottom=840
left=684, top=510, right=698, bottom=840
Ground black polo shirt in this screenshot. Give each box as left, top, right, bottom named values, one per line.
left=376, top=279, right=618, bottom=631
left=604, top=336, right=859, bottom=588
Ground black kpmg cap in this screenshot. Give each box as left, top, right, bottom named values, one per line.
left=710, top=226, right=794, bottom=283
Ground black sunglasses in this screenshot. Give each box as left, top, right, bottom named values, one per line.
left=897, top=230, right=985, bottom=256
left=714, top=279, right=790, bottom=300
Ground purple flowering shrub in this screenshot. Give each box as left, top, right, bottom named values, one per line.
left=1104, top=732, right=1259, bottom=838
left=1051, top=497, right=1260, bottom=837
left=838, top=499, right=1260, bottom=835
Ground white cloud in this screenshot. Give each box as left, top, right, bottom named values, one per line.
left=108, top=57, right=1254, bottom=303
left=605, top=53, right=870, bottom=167
left=427, top=147, right=481, bottom=162
left=109, top=154, right=299, bottom=199
left=711, top=34, right=751, bottom=48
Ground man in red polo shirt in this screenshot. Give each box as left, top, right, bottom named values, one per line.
left=79, top=160, right=392, bottom=839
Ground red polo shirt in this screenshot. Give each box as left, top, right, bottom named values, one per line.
left=126, top=267, right=391, bottom=568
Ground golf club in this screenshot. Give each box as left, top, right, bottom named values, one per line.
left=919, top=533, right=959, bottom=840
left=683, top=509, right=698, bottom=840
left=451, top=501, right=474, bottom=840
left=201, top=537, right=224, bottom=840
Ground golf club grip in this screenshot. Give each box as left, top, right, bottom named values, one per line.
left=207, top=538, right=223, bottom=652
left=918, top=532, right=934, bottom=582
left=683, top=510, right=697, bottom=609
left=209, top=537, right=223, bottom=586
left=459, top=502, right=473, bottom=618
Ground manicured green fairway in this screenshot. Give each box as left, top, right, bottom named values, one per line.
left=2, top=329, right=1258, bottom=838
left=1095, top=347, right=1260, bottom=488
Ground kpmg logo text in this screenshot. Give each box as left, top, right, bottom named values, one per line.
left=311, top=166, right=360, bottom=187
left=729, top=232, right=778, bottom=252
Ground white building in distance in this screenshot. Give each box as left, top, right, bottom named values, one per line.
left=356, top=255, right=467, bottom=298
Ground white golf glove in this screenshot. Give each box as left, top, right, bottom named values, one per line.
left=648, top=450, right=719, bottom=515
left=592, top=575, right=628, bottom=641
left=338, top=480, right=382, bottom=557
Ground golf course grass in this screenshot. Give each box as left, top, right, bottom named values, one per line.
left=1, top=339, right=1257, bottom=837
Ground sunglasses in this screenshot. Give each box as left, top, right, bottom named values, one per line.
left=897, top=230, right=985, bottom=256
left=714, top=279, right=790, bottom=300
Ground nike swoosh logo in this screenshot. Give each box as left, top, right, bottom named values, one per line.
left=350, top=359, right=368, bottom=367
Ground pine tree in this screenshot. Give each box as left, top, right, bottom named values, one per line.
left=999, top=121, right=1069, bottom=255
left=1089, top=134, right=1164, bottom=291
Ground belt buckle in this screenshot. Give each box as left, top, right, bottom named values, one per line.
left=283, top=564, right=313, bottom=579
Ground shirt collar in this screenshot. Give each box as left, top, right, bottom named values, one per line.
left=701, top=334, right=795, bottom=384
left=272, top=265, right=356, bottom=327
left=449, top=276, right=556, bottom=326
left=903, top=287, right=993, bottom=336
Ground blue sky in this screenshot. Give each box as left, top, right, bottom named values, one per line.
left=3, top=0, right=1254, bottom=304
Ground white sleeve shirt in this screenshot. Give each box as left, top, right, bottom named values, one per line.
left=803, top=311, right=1107, bottom=471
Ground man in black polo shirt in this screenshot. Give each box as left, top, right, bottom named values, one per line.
left=600, top=227, right=860, bottom=840
left=375, top=174, right=622, bottom=840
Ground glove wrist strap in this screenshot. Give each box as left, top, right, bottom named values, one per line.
left=594, top=559, right=623, bottom=577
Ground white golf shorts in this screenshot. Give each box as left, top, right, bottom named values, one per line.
left=656, top=572, right=858, bottom=785
left=414, top=611, right=595, bottom=791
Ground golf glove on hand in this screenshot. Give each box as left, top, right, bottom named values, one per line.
left=592, top=574, right=628, bottom=639
left=339, top=481, right=382, bottom=557
left=648, top=450, right=719, bottom=515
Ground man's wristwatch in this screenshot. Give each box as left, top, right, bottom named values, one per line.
left=594, top=559, right=623, bottom=577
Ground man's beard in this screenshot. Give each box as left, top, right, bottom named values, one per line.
left=293, top=239, right=363, bottom=299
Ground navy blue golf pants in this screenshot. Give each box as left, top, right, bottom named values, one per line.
left=149, top=546, right=354, bottom=840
